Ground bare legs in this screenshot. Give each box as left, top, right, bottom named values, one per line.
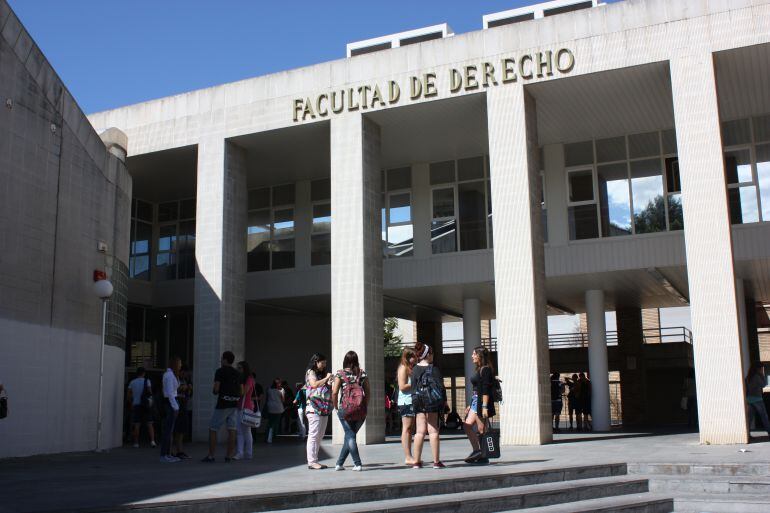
left=401, top=416, right=415, bottom=465
left=413, top=412, right=440, bottom=464
left=463, top=409, right=484, bottom=452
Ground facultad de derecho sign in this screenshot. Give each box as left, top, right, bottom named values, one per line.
left=292, top=48, right=575, bottom=122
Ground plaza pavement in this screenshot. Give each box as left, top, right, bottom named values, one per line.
left=1, top=430, right=769, bottom=513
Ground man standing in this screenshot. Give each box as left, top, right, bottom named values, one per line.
left=127, top=367, right=156, bottom=448
left=160, top=357, right=182, bottom=463
left=201, top=351, right=242, bottom=463
left=550, top=372, right=564, bottom=432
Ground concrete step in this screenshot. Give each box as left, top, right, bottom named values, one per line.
left=628, top=462, right=770, bottom=477
left=272, top=476, right=652, bottom=513
left=672, top=493, right=770, bottom=513
left=500, top=493, right=674, bottom=513
left=646, top=474, right=770, bottom=494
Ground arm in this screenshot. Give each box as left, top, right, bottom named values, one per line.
left=331, top=377, right=341, bottom=410
left=212, top=381, right=220, bottom=395
left=397, top=365, right=411, bottom=393
left=480, top=367, right=493, bottom=418
left=364, top=378, right=371, bottom=406
left=306, top=371, right=331, bottom=388
left=163, top=374, right=180, bottom=411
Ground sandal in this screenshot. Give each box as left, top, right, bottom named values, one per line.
left=412, top=461, right=423, bottom=469
left=307, top=463, right=326, bottom=470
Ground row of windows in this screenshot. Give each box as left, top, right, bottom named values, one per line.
left=722, top=115, right=770, bottom=224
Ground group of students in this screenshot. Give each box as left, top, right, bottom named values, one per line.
left=550, top=372, right=592, bottom=432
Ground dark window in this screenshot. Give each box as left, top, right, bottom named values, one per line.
left=544, top=1, right=593, bottom=17
left=350, top=42, right=392, bottom=57
left=487, top=13, right=535, bottom=28
left=399, top=32, right=443, bottom=46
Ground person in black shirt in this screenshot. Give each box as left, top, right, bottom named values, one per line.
left=410, top=342, right=446, bottom=469
left=201, top=351, right=243, bottom=463
left=463, top=346, right=496, bottom=464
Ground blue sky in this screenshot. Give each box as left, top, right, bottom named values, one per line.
left=11, top=0, right=618, bottom=114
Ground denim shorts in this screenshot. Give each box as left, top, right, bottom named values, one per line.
left=398, top=403, right=415, bottom=418
left=470, top=393, right=478, bottom=412
left=209, top=407, right=238, bottom=431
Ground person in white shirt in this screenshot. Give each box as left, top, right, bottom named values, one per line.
left=126, top=368, right=156, bottom=448
left=160, top=357, right=182, bottom=463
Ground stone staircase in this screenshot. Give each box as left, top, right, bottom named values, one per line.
left=628, top=463, right=770, bottom=513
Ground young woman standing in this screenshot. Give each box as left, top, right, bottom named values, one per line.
left=411, top=342, right=445, bottom=469
left=234, top=361, right=255, bottom=459
left=331, top=350, right=369, bottom=471
left=305, top=353, right=332, bottom=469
left=265, top=378, right=285, bottom=443
left=397, top=348, right=417, bottom=465
left=463, top=346, right=496, bottom=464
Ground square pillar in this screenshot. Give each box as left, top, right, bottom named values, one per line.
left=487, top=85, right=551, bottom=445
left=330, top=114, right=384, bottom=444
left=670, top=53, right=748, bottom=444
left=192, top=137, right=248, bottom=441
left=616, top=307, right=648, bottom=427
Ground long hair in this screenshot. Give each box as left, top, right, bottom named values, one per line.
left=413, top=341, right=431, bottom=362
left=747, top=361, right=764, bottom=379
left=343, top=350, right=361, bottom=375
left=473, top=346, right=494, bottom=374
left=237, top=361, right=251, bottom=378
left=306, top=353, right=327, bottom=374
left=400, top=347, right=416, bottom=369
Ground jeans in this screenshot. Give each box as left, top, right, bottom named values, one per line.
left=236, top=410, right=253, bottom=458
left=336, top=411, right=363, bottom=467
left=306, top=411, right=329, bottom=465
left=160, top=400, right=177, bottom=457
left=748, top=400, right=770, bottom=433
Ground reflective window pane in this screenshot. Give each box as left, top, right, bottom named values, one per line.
left=387, top=224, right=414, bottom=258
left=271, top=238, right=295, bottom=269
left=665, top=157, right=681, bottom=193
left=756, top=144, right=770, bottom=221
left=272, top=184, right=295, bottom=206
left=136, top=200, right=153, bottom=223
left=312, top=203, right=331, bottom=233
left=721, top=118, right=751, bottom=146
left=630, top=159, right=665, bottom=234
left=754, top=115, right=770, bottom=143
left=431, top=219, right=457, bottom=253
left=458, top=156, right=484, bottom=181
left=387, top=167, right=411, bottom=191
left=661, top=129, right=677, bottom=155
left=628, top=132, right=660, bottom=159
left=389, top=193, right=411, bottom=223
left=273, top=208, right=294, bottom=238
left=311, top=233, right=331, bottom=266
left=158, top=225, right=177, bottom=252
left=249, top=188, right=270, bottom=210
left=432, top=188, right=455, bottom=218
left=597, top=163, right=631, bottom=237
left=133, top=222, right=152, bottom=256
left=729, top=186, right=759, bottom=224
left=247, top=209, right=270, bottom=272
left=130, top=255, right=150, bottom=280
left=568, top=204, right=599, bottom=240
left=564, top=141, right=593, bottom=167
left=430, top=161, right=455, bottom=185
left=158, top=202, right=178, bottom=223
left=668, top=193, right=684, bottom=231
left=156, top=252, right=177, bottom=280
left=568, top=169, right=594, bottom=202
left=724, top=149, right=752, bottom=184
left=596, top=136, right=626, bottom=163
left=458, top=181, right=487, bottom=251
left=311, top=178, right=331, bottom=202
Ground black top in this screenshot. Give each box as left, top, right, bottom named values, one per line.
left=410, top=364, right=444, bottom=391
left=214, top=366, right=241, bottom=409
left=470, top=366, right=496, bottom=417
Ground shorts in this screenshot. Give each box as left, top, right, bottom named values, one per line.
left=174, top=409, right=189, bottom=434
left=551, top=399, right=563, bottom=416
left=131, top=405, right=152, bottom=424
left=209, top=407, right=238, bottom=431
left=398, top=404, right=415, bottom=418
left=470, top=393, right=479, bottom=413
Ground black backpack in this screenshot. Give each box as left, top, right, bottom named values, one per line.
left=414, top=366, right=443, bottom=411
left=492, top=378, right=503, bottom=404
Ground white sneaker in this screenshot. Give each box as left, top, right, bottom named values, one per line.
left=160, top=455, right=180, bottom=463
left=352, top=465, right=363, bottom=471
left=232, top=454, right=243, bottom=460
left=335, top=465, right=344, bottom=471
left=150, top=441, right=157, bottom=448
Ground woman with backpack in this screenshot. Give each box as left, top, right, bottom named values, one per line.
left=411, top=342, right=445, bottom=469
left=463, top=346, right=496, bottom=465
left=305, top=353, right=332, bottom=469
left=331, top=350, right=369, bottom=471
left=397, top=347, right=417, bottom=466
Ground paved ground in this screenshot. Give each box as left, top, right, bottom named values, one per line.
left=2, top=429, right=769, bottom=513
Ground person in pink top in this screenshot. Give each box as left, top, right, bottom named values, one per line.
left=234, top=361, right=256, bottom=460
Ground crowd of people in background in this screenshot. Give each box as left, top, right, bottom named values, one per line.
left=551, top=372, right=593, bottom=432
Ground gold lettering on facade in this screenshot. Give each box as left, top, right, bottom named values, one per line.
left=482, top=62, right=497, bottom=87
left=519, top=54, right=533, bottom=80
left=424, top=73, right=438, bottom=97
left=331, top=90, right=345, bottom=113
left=293, top=99, right=304, bottom=122
left=464, top=65, right=478, bottom=90
left=502, top=58, right=517, bottom=83
left=358, top=85, right=371, bottom=109
left=388, top=80, right=401, bottom=103
left=556, top=48, right=575, bottom=73
left=302, top=98, right=315, bottom=120
left=410, top=76, right=423, bottom=99
left=316, top=94, right=328, bottom=116
left=450, top=68, right=463, bottom=92
left=371, top=84, right=386, bottom=107
left=536, top=51, right=553, bottom=78
left=347, top=87, right=359, bottom=111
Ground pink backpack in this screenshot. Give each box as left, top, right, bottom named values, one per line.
left=340, top=371, right=367, bottom=422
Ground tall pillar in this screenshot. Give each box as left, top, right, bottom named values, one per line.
left=670, top=53, right=748, bottom=444
left=463, top=298, right=481, bottom=404
left=616, top=307, right=647, bottom=427
left=192, top=137, right=247, bottom=441
left=543, top=144, right=568, bottom=247
left=330, top=114, right=383, bottom=444
left=586, top=290, right=611, bottom=431
left=735, top=279, right=750, bottom=375
left=487, top=85, right=551, bottom=445
left=411, top=163, right=432, bottom=259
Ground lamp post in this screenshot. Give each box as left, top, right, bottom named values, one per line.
left=93, top=276, right=113, bottom=452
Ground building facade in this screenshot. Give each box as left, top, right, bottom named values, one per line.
left=84, top=0, right=770, bottom=446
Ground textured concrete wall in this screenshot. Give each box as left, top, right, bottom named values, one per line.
left=616, top=308, right=649, bottom=427
left=0, top=0, right=131, bottom=457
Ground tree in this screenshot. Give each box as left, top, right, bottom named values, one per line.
left=384, top=317, right=404, bottom=357
left=633, top=195, right=667, bottom=234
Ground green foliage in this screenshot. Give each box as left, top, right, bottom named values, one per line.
left=384, top=317, right=403, bottom=357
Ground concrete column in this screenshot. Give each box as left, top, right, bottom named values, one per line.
left=616, top=307, right=647, bottom=427
left=736, top=279, right=750, bottom=375
left=543, top=143, right=568, bottom=246
left=330, top=114, right=383, bottom=445
left=487, top=85, right=551, bottom=445
left=294, top=180, right=312, bottom=270
left=411, top=163, right=431, bottom=259
left=416, top=320, right=443, bottom=366
left=586, top=290, right=610, bottom=431
left=670, top=53, right=748, bottom=444
left=463, top=298, right=481, bottom=404
left=192, top=137, right=247, bottom=441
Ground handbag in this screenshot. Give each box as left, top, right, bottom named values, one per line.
left=242, top=407, right=261, bottom=428
left=0, top=391, right=7, bottom=419
left=308, top=386, right=332, bottom=416
left=479, top=419, right=501, bottom=459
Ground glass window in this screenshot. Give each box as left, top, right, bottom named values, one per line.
left=665, top=158, right=681, bottom=194
left=389, top=193, right=411, bottom=224
left=756, top=144, right=770, bottom=221
left=311, top=179, right=331, bottom=202
left=458, top=156, right=485, bottom=181
left=156, top=224, right=177, bottom=280
left=180, top=199, right=196, bottom=220
left=458, top=181, right=487, bottom=251
left=312, top=203, right=331, bottom=234
left=387, top=167, right=411, bottom=191
left=568, top=205, right=599, bottom=240
left=628, top=132, right=660, bottom=159
left=722, top=119, right=751, bottom=146
left=432, top=187, right=456, bottom=254
left=311, top=234, right=331, bottom=266
left=248, top=188, right=270, bottom=210
left=136, top=200, right=153, bottom=223
left=668, top=193, right=684, bottom=231
left=130, top=219, right=152, bottom=280
left=564, top=141, right=593, bottom=167
left=661, top=129, right=677, bottom=155
left=177, top=220, right=196, bottom=279
left=729, top=187, right=759, bottom=224
left=272, top=184, right=295, bottom=206
left=387, top=225, right=414, bottom=257
left=272, top=208, right=295, bottom=269
left=724, top=149, right=752, bottom=184
left=568, top=169, right=594, bottom=202
left=157, top=202, right=178, bottom=223
left=597, top=163, right=631, bottom=237
left=430, top=161, right=455, bottom=185
left=754, top=115, right=770, bottom=143
left=630, top=159, right=665, bottom=234
left=247, top=209, right=270, bottom=272
left=432, top=187, right=455, bottom=219
left=596, top=137, right=626, bottom=163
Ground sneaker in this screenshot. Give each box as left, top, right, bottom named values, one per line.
left=412, top=461, right=423, bottom=469
left=132, top=443, right=139, bottom=449
left=352, top=465, right=363, bottom=471
left=200, top=456, right=215, bottom=463
left=176, top=452, right=191, bottom=460
left=432, top=461, right=446, bottom=469
left=232, top=454, right=243, bottom=460
left=160, top=455, right=180, bottom=463
left=464, top=450, right=482, bottom=463
left=150, top=441, right=157, bottom=448
left=335, top=465, right=345, bottom=471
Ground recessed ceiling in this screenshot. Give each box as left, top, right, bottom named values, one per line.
left=126, top=145, right=197, bottom=203
left=715, top=42, right=770, bottom=122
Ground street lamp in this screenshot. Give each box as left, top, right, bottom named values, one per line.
left=93, top=273, right=113, bottom=452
